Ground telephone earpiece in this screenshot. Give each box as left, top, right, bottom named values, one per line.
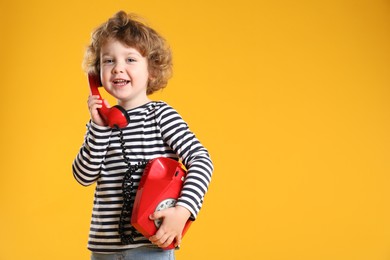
left=88, top=73, right=130, bottom=128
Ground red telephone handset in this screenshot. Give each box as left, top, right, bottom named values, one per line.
left=131, top=157, right=192, bottom=250
left=88, top=73, right=130, bottom=128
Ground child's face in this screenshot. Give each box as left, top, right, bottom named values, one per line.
left=100, top=39, right=150, bottom=109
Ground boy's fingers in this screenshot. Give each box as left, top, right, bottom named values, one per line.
left=174, top=235, right=181, bottom=247
left=103, top=99, right=111, bottom=108
left=149, top=211, right=164, bottom=220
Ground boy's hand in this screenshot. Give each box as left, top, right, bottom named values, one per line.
left=149, top=205, right=191, bottom=248
left=87, top=95, right=109, bottom=126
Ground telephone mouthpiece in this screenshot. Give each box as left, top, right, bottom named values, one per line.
left=105, top=105, right=131, bottom=128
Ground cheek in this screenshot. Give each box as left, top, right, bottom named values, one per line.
left=145, top=66, right=153, bottom=80
left=100, top=69, right=110, bottom=83
left=135, top=68, right=150, bottom=82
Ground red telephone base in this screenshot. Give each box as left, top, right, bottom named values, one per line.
left=131, top=157, right=192, bottom=250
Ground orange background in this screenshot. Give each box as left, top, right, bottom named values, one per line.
left=0, top=0, right=389, bottom=259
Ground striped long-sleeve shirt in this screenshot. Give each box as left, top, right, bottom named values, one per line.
left=72, top=101, right=213, bottom=253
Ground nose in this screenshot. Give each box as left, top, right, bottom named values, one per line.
left=112, top=63, right=124, bottom=74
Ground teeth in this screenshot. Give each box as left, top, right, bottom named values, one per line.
left=113, top=79, right=130, bottom=85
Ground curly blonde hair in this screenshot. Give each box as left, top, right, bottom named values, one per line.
left=83, top=11, right=173, bottom=95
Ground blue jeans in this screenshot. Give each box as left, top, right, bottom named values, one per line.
left=91, top=246, right=175, bottom=260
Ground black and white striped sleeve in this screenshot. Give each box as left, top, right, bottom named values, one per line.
left=156, top=104, right=213, bottom=219
left=72, top=122, right=113, bottom=186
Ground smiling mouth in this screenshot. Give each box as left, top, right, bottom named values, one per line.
left=113, top=79, right=130, bottom=86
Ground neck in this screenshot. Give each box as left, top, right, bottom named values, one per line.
left=119, top=97, right=151, bottom=110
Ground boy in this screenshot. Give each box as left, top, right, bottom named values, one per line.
left=72, top=11, right=213, bottom=259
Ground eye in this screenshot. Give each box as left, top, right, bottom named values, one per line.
left=102, top=58, right=114, bottom=64
left=127, top=58, right=136, bottom=63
